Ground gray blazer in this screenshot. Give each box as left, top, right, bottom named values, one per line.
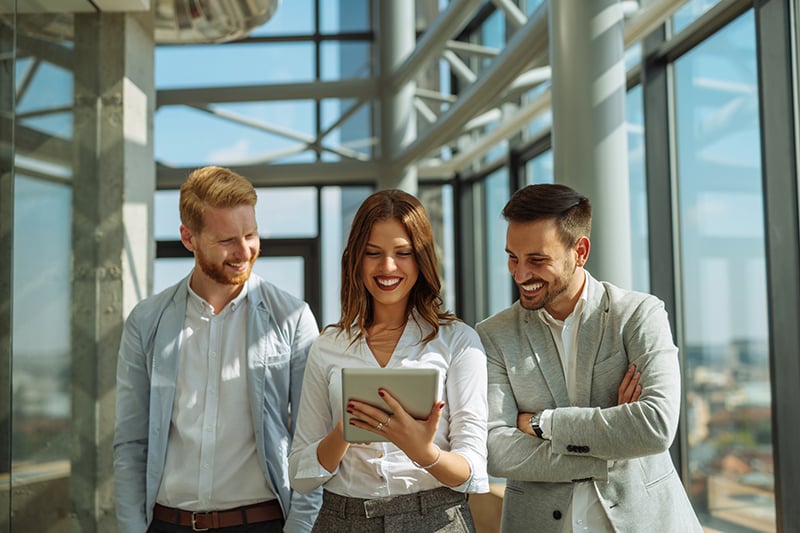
left=476, top=272, right=701, bottom=533
left=113, top=273, right=322, bottom=533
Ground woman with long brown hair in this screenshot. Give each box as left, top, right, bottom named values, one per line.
left=289, top=189, right=488, bottom=532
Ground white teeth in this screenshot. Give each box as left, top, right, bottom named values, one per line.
left=521, top=282, right=543, bottom=292
left=377, top=277, right=400, bottom=287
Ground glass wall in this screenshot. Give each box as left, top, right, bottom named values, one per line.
left=673, top=10, right=775, bottom=531
left=2, top=8, right=76, bottom=532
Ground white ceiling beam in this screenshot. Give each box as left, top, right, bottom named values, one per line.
left=394, top=3, right=548, bottom=170
left=490, top=0, right=527, bottom=30
left=157, top=78, right=377, bottom=107
left=391, top=0, right=485, bottom=90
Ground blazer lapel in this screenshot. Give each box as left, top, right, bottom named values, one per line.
left=152, top=282, right=187, bottom=441
left=245, top=278, right=270, bottom=442
left=521, top=308, right=571, bottom=407
left=573, top=272, right=608, bottom=406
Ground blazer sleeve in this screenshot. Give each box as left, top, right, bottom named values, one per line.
left=284, top=303, right=323, bottom=533
left=479, top=321, right=609, bottom=483
left=548, top=297, right=681, bottom=461
left=112, top=307, right=151, bottom=533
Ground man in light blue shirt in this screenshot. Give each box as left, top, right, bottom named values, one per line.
left=113, top=166, right=321, bottom=533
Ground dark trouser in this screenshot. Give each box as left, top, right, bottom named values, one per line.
left=312, top=486, right=476, bottom=533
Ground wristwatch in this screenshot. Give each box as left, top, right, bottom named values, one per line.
left=529, top=412, right=544, bottom=439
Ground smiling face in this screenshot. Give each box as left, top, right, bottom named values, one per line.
left=360, top=218, right=419, bottom=315
left=181, top=203, right=260, bottom=290
left=506, top=218, right=589, bottom=320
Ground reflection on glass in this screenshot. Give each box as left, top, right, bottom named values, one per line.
left=673, top=0, right=722, bottom=34
left=419, top=184, right=456, bottom=314
left=525, top=150, right=553, bottom=185
left=320, top=186, right=373, bottom=325
left=626, top=85, right=649, bottom=293
left=673, top=10, right=775, bottom=531
left=484, top=167, right=511, bottom=317
left=12, top=176, right=72, bottom=469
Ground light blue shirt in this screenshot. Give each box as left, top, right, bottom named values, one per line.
left=113, top=273, right=321, bottom=533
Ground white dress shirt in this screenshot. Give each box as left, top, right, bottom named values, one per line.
left=156, top=277, right=275, bottom=510
left=539, top=273, right=614, bottom=533
left=289, top=311, right=489, bottom=498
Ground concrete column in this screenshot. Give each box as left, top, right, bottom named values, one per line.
left=549, top=0, right=632, bottom=288
left=71, top=9, right=154, bottom=532
left=378, top=1, right=417, bottom=193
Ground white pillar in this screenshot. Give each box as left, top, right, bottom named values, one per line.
left=378, top=1, right=417, bottom=193
left=549, top=0, right=632, bottom=288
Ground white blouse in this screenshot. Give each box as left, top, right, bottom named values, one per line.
left=289, top=312, right=489, bottom=498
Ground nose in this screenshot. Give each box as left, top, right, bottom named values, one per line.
left=510, top=262, right=528, bottom=283
left=380, top=255, right=397, bottom=271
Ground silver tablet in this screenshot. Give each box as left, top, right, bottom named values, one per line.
left=341, top=367, right=440, bottom=443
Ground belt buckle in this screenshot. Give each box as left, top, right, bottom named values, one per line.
left=191, top=511, right=210, bottom=532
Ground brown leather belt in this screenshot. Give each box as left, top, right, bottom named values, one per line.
left=153, top=500, right=283, bottom=531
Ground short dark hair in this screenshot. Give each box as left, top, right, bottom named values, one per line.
left=502, top=184, right=592, bottom=248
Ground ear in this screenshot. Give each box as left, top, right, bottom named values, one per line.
left=574, top=236, right=590, bottom=267
left=180, top=224, right=196, bottom=253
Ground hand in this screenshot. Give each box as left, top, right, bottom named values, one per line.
left=347, top=389, right=443, bottom=466
left=517, top=412, right=536, bottom=435
left=617, top=364, right=642, bottom=405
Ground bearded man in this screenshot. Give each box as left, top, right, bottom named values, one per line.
left=476, top=184, right=701, bottom=533
left=113, top=166, right=321, bottom=533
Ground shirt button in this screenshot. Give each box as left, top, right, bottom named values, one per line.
left=553, top=510, right=562, bottom=520
left=377, top=452, right=384, bottom=459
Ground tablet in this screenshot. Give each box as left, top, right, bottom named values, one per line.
left=341, top=367, right=440, bottom=443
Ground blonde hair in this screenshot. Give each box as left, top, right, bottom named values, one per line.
left=330, top=189, right=455, bottom=344
left=179, top=166, right=257, bottom=232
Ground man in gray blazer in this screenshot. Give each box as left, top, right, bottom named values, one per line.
left=113, top=166, right=321, bottom=532
left=476, top=184, right=701, bottom=532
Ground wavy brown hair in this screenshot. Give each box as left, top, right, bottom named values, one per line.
left=330, top=189, right=456, bottom=344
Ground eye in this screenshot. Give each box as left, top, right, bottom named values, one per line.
left=364, top=250, right=380, bottom=257
left=397, top=251, right=413, bottom=257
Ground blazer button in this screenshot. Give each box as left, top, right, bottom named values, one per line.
left=553, top=510, right=562, bottom=520
left=566, top=445, right=575, bottom=452
left=582, top=446, right=590, bottom=453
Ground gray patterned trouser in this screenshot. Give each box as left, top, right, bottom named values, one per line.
left=312, top=487, right=476, bottom=533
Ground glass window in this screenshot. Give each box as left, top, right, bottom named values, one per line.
left=155, top=42, right=315, bottom=88
left=320, top=186, right=373, bottom=325
left=320, top=0, right=371, bottom=33
left=626, top=85, right=649, bottom=293
left=673, top=10, right=775, bottom=530
left=484, top=167, right=511, bottom=317
left=321, top=41, right=372, bottom=80
left=154, top=187, right=318, bottom=239
left=154, top=256, right=305, bottom=299
left=525, top=150, right=553, bottom=185
left=12, top=176, right=72, bottom=467
left=419, top=184, right=456, bottom=314
left=256, top=187, right=318, bottom=238
left=673, top=0, right=722, bottom=34
left=155, top=101, right=317, bottom=167
left=250, top=0, right=315, bottom=36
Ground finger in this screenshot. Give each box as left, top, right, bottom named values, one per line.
left=632, top=384, right=642, bottom=401
left=377, top=389, right=409, bottom=418
left=425, top=402, right=444, bottom=430
left=347, top=400, right=391, bottom=425
left=617, top=365, right=637, bottom=403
